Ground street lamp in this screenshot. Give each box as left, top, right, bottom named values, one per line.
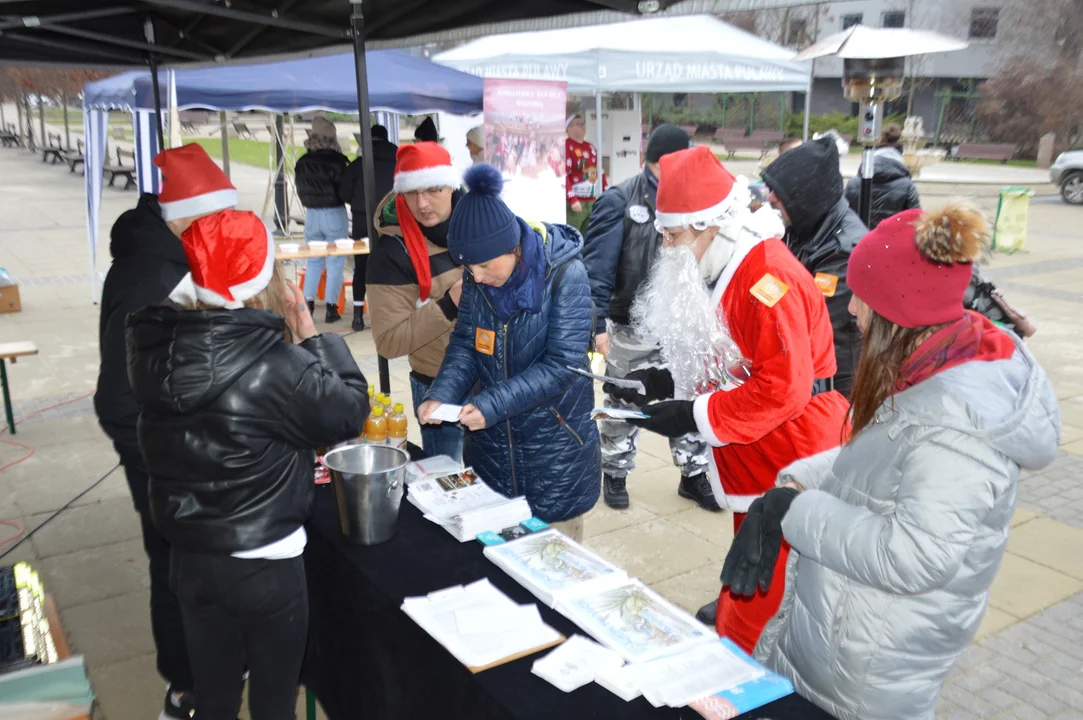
left=794, top=25, right=967, bottom=226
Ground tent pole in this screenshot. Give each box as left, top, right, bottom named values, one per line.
left=274, top=114, right=287, bottom=235
left=803, top=61, right=813, bottom=141
left=595, top=91, right=603, bottom=182
left=219, top=111, right=231, bottom=178
left=351, top=0, right=389, bottom=394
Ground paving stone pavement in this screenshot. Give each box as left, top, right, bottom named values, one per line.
left=1018, top=452, right=1083, bottom=530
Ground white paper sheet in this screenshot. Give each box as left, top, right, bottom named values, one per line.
left=455, top=604, right=541, bottom=636
left=625, top=640, right=766, bottom=708
left=566, top=365, right=646, bottom=393
left=591, top=407, right=649, bottom=421
left=405, top=455, right=464, bottom=485
left=531, top=634, right=624, bottom=693
left=430, top=404, right=464, bottom=423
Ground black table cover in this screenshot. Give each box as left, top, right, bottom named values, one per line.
left=301, top=484, right=832, bottom=720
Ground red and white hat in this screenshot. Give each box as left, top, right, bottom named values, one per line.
left=392, top=141, right=460, bottom=194
left=154, top=144, right=238, bottom=222
left=655, top=145, right=744, bottom=229
left=168, top=210, right=275, bottom=309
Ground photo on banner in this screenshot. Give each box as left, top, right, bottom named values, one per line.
left=482, top=79, right=567, bottom=223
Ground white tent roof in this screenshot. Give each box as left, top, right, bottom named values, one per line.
left=434, top=15, right=810, bottom=93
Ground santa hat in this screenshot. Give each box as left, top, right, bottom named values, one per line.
left=848, top=203, right=991, bottom=328
left=154, top=144, right=238, bottom=222
left=392, top=142, right=460, bottom=301
left=168, top=210, right=275, bottom=310
left=655, top=146, right=747, bottom=228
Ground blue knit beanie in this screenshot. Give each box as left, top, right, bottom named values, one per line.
left=448, top=164, right=521, bottom=265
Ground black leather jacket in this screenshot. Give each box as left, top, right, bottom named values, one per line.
left=844, top=147, right=921, bottom=228
left=296, top=149, right=349, bottom=209
left=126, top=307, right=368, bottom=553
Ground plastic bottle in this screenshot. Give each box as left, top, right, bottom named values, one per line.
left=387, top=403, right=408, bottom=450
left=365, top=405, right=388, bottom=444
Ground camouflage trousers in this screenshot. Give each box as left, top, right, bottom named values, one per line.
left=600, top=322, right=710, bottom=479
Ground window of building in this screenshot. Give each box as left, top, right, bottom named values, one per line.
left=787, top=17, right=809, bottom=46
left=882, top=10, right=906, bottom=28
left=842, top=13, right=863, bottom=30
left=969, top=8, right=1000, bottom=39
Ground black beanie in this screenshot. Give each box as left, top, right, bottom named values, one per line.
left=760, top=136, right=843, bottom=233
left=645, top=124, right=691, bottom=163
left=415, top=117, right=439, bottom=143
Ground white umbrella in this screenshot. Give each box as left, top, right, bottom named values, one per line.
left=794, top=25, right=968, bottom=61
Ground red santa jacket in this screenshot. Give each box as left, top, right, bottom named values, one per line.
left=692, top=235, right=849, bottom=512
left=565, top=137, right=606, bottom=204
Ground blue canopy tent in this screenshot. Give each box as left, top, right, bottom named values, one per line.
left=81, top=49, right=483, bottom=301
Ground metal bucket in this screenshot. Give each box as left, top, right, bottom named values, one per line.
left=322, top=443, right=409, bottom=546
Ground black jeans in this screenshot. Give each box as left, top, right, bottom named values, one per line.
left=353, top=253, right=367, bottom=306
left=120, top=457, right=194, bottom=692
left=170, top=548, right=309, bottom=720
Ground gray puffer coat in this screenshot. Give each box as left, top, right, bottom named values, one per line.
left=755, top=332, right=1060, bottom=720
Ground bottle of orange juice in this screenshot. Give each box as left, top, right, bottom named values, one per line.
left=365, top=405, right=388, bottom=444
left=387, top=403, right=408, bottom=450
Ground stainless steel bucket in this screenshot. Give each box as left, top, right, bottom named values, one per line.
left=322, top=443, right=408, bottom=546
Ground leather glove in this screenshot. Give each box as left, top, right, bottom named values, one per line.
left=626, top=400, right=696, bottom=438
left=720, top=487, right=800, bottom=597
left=602, top=367, right=675, bottom=404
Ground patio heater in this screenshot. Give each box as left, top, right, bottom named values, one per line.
left=793, top=26, right=968, bottom=226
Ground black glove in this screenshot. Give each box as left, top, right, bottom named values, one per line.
left=626, top=400, right=696, bottom=438
left=602, top=367, right=675, bottom=404
left=720, top=487, right=800, bottom=597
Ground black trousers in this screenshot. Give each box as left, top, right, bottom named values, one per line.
left=170, top=549, right=309, bottom=720
left=120, top=457, right=194, bottom=693
left=353, top=253, right=367, bottom=306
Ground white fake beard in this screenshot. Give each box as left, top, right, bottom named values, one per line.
left=631, top=244, right=745, bottom=398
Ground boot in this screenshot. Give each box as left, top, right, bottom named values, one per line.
left=678, top=472, right=722, bottom=512
left=306, top=300, right=315, bottom=315
left=352, top=305, right=365, bottom=332
left=695, top=599, right=718, bottom=627
left=325, top=304, right=342, bottom=323
left=603, top=473, right=630, bottom=510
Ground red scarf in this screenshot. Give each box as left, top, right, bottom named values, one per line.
left=395, top=194, right=432, bottom=302
left=896, top=311, right=1016, bottom=392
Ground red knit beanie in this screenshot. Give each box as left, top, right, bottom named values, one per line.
left=848, top=204, right=991, bottom=329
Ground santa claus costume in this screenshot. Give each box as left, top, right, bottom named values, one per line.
left=565, top=114, right=606, bottom=234
left=628, top=146, right=850, bottom=653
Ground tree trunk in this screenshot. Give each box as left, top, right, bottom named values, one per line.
left=38, top=93, right=46, bottom=152
left=62, top=93, right=71, bottom=149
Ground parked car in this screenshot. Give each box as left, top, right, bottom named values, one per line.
left=1051, top=149, right=1083, bottom=205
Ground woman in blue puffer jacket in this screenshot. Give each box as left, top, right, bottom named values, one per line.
left=418, top=164, right=601, bottom=540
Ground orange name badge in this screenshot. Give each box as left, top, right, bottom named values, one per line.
left=814, top=272, right=839, bottom=297
left=475, top=327, right=496, bottom=355
left=750, top=273, right=790, bottom=308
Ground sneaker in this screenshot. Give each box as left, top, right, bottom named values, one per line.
left=352, top=305, right=366, bottom=331
left=695, top=599, right=718, bottom=626
left=159, top=685, right=195, bottom=720
left=678, top=473, right=722, bottom=512
left=603, top=474, right=630, bottom=510
left=325, top=305, right=342, bottom=323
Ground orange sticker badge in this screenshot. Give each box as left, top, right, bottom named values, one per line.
left=814, top=272, right=839, bottom=297
left=475, top=327, right=496, bottom=355
left=750, top=273, right=790, bottom=308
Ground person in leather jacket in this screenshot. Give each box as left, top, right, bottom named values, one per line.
left=844, top=125, right=921, bottom=229
left=762, top=136, right=867, bottom=398
left=127, top=209, right=368, bottom=719
left=296, top=116, right=350, bottom=323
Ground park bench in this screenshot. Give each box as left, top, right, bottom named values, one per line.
left=716, top=129, right=784, bottom=158
left=104, top=146, right=136, bottom=190
left=233, top=122, right=256, bottom=139
left=178, top=110, right=204, bottom=135
left=0, top=123, right=20, bottom=148
left=953, top=142, right=1015, bottom=163
left=0, top=341, right=38, bottom=435
left=41, top=132, right=65, bottom=165
left=678, top=124, right=698, bottom=138
left=62, top=138, right=85, bottom=173
left=111, top=127, right=126, bottom=141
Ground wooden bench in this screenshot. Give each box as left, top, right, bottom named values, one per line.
left=0, top=123, right=20, bottom=148
left=953, top=142, right=1015, bottom=163
left=111, top=126, right=126, bottom=141
left=104, top=147, right=136, bottom=190
left=233, top=122, right=256, bottom=139
left=62, top=138, right=85, bottom=173
left=41, top=132, right=65, bottom=165
left=716, top=129, right=784, bottom=158
left=678, top=124, right=698, bottom=139
left=0, top=340, right=38, bottom=434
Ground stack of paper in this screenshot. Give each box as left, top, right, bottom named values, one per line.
left=531, top=634, right=624, bottom=693
left=484, top=529, right=628, bottom=607
left=404, top=454, right=464, bottom=485
left=402, top=579, right=562, bottom=669
left=406, top=468, right=532, bottom=541
left=625, top=639, right=766, bottom=708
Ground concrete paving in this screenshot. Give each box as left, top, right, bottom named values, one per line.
left=1, top=142, right=1082, bottom=720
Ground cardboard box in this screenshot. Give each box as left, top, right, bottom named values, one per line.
left=0, top=283, right=21, bottom=313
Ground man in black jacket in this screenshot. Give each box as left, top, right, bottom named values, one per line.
left=761, top=136, right=866, bottom=398
left=581, top=125, right=717, bottom=512
left=339, top=124, right=398, bottom=331
left=93, top=193, right=195, bottom=718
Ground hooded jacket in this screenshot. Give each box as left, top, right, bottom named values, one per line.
left=339, top=138, right=398, bottom=239
left=296, top=148, right=349, bottom=209
left=126, top=307, right=368, bottom=553
left=424, top=222, right=601, bottom=523
left=94, top=195, right=189, bottom=461
left=844, top=146, right=921, bottom=229
left=755, top=327, right=1061, bottom=720
left=762, top=137, right=866, bottom=397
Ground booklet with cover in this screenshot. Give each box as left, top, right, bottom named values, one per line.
left=687, top=639, right=794, bottom=719
left=484, top=529, right=628, bottom=606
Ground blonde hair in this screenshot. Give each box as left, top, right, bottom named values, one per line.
left=172, top=262, right=293, bottom=342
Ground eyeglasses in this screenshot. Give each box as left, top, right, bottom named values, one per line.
left=403, top=187, right=447, bottom=200
left=568, top=121, right=586, bottom=128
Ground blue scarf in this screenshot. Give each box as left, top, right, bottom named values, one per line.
left=482, top=219, right=545, bottom=324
